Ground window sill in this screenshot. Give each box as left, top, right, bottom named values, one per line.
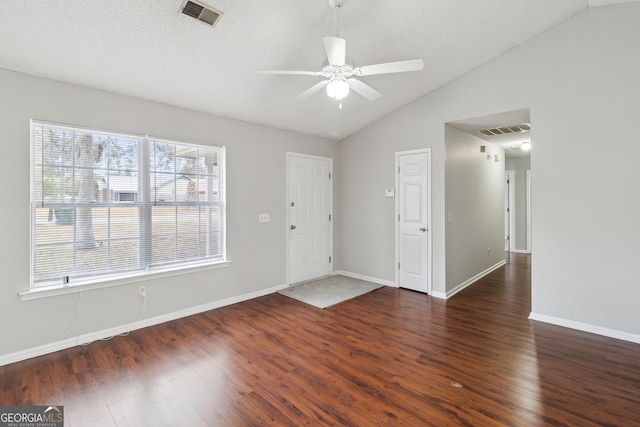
left=20, top=259, right=232, bottom=301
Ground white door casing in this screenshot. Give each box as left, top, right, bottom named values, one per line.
left=396, top=149, right=431, bottom=294
left=526, top=168, right=532, bottom=253
left=287, top=153, right=332, bottom=284
left=505, top=170, right=515, bottom=252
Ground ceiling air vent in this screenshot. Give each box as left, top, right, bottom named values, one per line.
left=479, top=123, right=530, bottom=137
left=180, top=0, right=222, bottom=27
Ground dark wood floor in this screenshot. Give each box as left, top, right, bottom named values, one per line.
left=2, top=253, right=639, bottom=426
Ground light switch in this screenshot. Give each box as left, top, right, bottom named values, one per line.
left=259, top=213, right=270, bottom=223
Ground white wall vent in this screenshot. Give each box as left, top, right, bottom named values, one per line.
left=180, top=0, right=223, bottom=27
left=479, top=123, right=530, bottom=137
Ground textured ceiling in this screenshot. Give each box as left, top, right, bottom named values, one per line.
left=0, top=0, right=635, bottom=140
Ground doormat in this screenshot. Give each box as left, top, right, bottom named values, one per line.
left=278, top=275, right=383, bottom=309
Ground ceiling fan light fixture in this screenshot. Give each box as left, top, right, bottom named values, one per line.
left=256, top=0, right=422, bottom=102
left=326, top=77, right=349, bottom=100
left=521, top=141, right=532, bottom=151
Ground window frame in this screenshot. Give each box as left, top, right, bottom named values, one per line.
left=27, top=120, right=228, bottom=297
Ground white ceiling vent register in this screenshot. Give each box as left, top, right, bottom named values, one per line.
left=180, top=0, right=223, bottom=27
left=479, top=123, right=530, bottom=137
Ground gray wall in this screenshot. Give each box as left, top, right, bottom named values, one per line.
left=445, top=126, right=506, bottom=292
left=0, top=68, right=338, bottom=359
left=338, top=3, right=640, bottom=339
left=505, top=156, right=531, bottom=252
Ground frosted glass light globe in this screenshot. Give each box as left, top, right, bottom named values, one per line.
left=326, top=77, right=349, bottom=100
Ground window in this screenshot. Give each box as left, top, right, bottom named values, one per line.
left=31, top=121, right=226, bottom=289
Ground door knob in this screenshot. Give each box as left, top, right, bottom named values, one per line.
left=420, top=227, right=426, bottom=232
left=290, top=225, right=296, bottom=230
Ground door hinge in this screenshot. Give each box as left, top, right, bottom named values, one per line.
left=329, top=256, right=332, bottom=263
left=398, top=214, right=401, bottom=222
left=329, top=172, right=332, bottom=179
left=398, top=262, right=401, bottom=269
left=329, top=214, right=332, bottom=221
left=398, top=166, right=400, bottom=173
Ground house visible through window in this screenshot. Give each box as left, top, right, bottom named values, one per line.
left=31, top=121, right=226, bottom=289
left=116, top=192, right=137, bottom=202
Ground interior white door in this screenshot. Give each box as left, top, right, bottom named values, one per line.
left=288, top=154, right=332, bottom=284
left=398, top=151, right=430, bottom=293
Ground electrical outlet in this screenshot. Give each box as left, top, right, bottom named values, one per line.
left=487, top=248, right=491, bottom=256
left=138, top=286, right=146, bottom=298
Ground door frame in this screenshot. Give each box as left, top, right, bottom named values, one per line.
left=394, top=148, right=432, bottom=294
left=285, top=152, right=333, bottom=286
left=526, top=168, right=532, bottom=253
left=505, top=170, right=515, bottom=252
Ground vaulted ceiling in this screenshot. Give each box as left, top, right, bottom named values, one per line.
left=0, top=0, right=635, bottom=140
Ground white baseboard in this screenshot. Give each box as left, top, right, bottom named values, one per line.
left=528, top=312, right=640, bottom=344
left=0, top=283, right=288, bottom=367
left=332, top=267, right=512, bottom=301
left=445, top=260, right=507, bottom=299
left=332, top=270, right=396, bottom=287
left=430, top=291, right=447, bottom=299
left=510, top=249, right=531, bottom=254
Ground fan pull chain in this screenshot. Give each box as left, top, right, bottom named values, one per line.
left=335, top=3, right=341, bottom=37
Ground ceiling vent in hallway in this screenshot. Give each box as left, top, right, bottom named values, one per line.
left=479, top=123, right=530, bottom=137
left=180, top=0, right=223, bottom=27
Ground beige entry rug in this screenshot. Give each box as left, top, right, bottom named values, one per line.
left=278, top=275, right=383, bottom=309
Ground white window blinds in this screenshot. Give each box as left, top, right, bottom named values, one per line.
left=31, top=121, right=225, bottom=288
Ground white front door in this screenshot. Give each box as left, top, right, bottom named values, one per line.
left=397, top=150, right=431, bottom=293
left=287, top=153, right=332, bottom=284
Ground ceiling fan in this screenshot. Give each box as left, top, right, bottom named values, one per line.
left=257, top=0, right=424, bottom=104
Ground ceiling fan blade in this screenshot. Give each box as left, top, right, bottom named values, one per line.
left=256, top=70, right=322, bottom=76
left=323, top=36, right=346, bottom=66
left=295, top=80, right=329, bottom=100
left=357, top=59, right=424, bottom=76
left=348, top=78, right=382, bottom=101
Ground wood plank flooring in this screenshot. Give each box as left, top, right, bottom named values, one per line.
left=1, top=253, right=639, bottom=426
